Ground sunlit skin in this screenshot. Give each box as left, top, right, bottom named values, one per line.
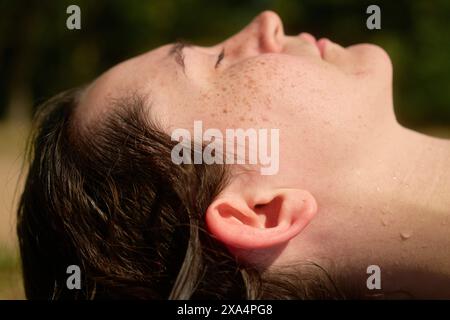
left=76, top=11, right=450, bottom=298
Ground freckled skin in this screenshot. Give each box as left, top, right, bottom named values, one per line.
left=77, top=10, right=396, bottom=212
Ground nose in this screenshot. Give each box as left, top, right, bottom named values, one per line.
left=223, top=11, right=285, bottom=58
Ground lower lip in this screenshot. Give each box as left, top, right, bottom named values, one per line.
left=316, top=38, right=328, bottom=58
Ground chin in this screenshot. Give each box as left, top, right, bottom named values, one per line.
left=348, top=43, right=393, bottom=80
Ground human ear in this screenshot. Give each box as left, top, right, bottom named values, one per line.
left=205, top=188, right=317, bottom=250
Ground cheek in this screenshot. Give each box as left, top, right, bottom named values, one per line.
left=215, top=56, right=335, bottom=122
left=205, top=58, right=287, bottom=128
left=193, top=52, right=391, bottom=133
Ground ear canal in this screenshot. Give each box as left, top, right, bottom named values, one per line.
left=253, top=196, right=284, bottom=228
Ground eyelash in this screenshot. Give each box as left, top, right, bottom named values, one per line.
left=215, top=48, right=225, bottom=69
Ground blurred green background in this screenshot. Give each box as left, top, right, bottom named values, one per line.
left=1, top=0, right=449, bottom=299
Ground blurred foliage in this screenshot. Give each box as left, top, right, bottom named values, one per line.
left=0, top=248, right=23, bottom=299
left=1, top=0, right=450, bottom=127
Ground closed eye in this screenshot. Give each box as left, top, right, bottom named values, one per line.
left=215, top=48, right=225, bottom=69
left=169, top=40, right=193, bottom=73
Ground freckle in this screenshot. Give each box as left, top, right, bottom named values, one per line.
left=222, top=87, right=227, bottom=92
left=243, top=99, right=251, bottom=109
left=222, top=109, right=228, bottom=114
left=239, top=116, right=245, bottom=121
left=262, top=117, right=268, bottom=122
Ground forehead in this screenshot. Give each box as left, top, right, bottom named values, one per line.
left=76, top=44, right=174, bottom=125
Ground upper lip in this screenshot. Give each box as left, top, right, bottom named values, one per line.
left=298, top=32, right=323, bottom=58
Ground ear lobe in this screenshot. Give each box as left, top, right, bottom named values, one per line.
left=206, top=189, right=317, bottom=250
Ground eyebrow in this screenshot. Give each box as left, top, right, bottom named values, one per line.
left=168, top=41, right=192, bottom=73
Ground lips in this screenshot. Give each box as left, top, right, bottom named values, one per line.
left=316, top=38, right=328, bottom=58
left=298, top=32, right=326, bottom=58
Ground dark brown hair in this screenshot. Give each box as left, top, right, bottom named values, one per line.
left=17, top=87, right=348, bottom=299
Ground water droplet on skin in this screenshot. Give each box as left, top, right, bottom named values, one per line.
left=400, top=232, right=412, bottom=240
left=376, top=186, right=381, bottom=192
left=393, top=176, right=398, bottom=181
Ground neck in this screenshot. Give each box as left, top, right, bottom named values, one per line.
left=316, top=124, right=450, bottom=298
left=363, top=125, right=450, bottom=218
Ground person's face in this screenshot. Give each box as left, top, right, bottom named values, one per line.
left=79, top=11, right=395, bottom=187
